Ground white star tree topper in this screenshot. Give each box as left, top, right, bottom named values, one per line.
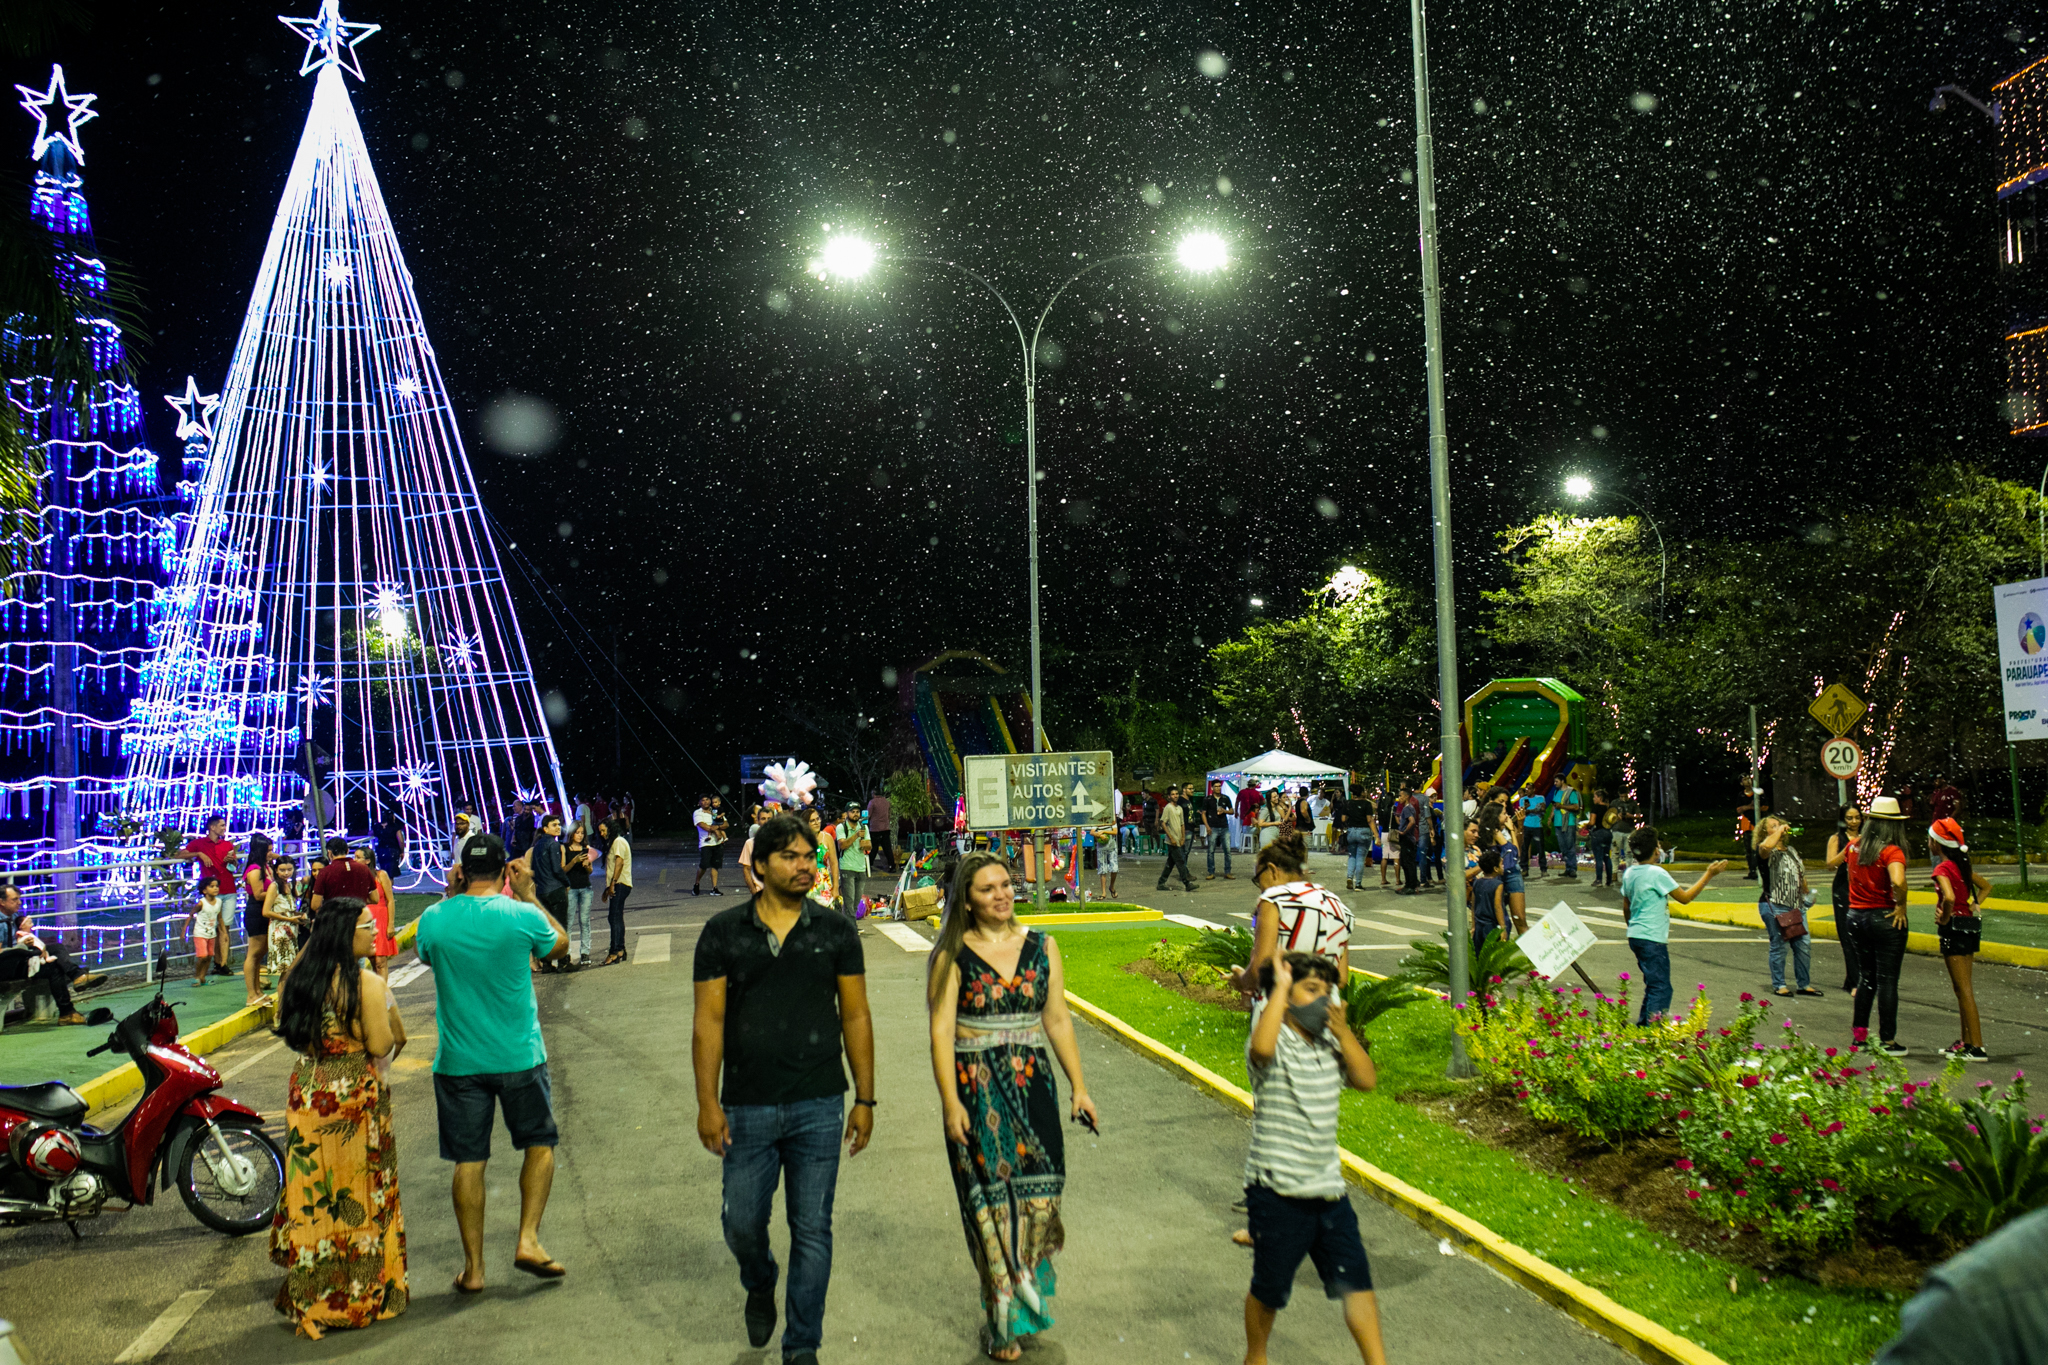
left=166, top=376, right=221, bottom=442
left=278, top=0, right=381, bottom=80
left=15, top=65, right=97, bottom=163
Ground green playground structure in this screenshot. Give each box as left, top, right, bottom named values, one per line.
left=1427, top=677, right=1595, bottom=802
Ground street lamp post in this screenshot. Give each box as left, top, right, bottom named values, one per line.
left=821, top=234, right=1229, bottom=908
left=1410, top=0, right=1473, bottom=1078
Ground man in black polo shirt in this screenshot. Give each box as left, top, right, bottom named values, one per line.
left=693, top=813, right=875, bottom=1365
left=1198, top=778, right=1235, bottom=881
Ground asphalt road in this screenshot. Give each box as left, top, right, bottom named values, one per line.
left=1101, top=847, right=2048, bottom=1082
left=0, top=849, right=1632, bottom=1365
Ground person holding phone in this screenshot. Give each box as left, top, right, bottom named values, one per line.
left=926, top=852, right=1097, bottom=1361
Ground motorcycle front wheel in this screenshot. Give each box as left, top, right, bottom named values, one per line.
left=175, top=1117, right=285, bottom=1235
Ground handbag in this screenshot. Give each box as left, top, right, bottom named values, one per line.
left=1773, top=904, right=1807, bottom=941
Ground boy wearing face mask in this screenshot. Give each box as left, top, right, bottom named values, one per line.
left=1243, top=952, right=1388, bottom=1365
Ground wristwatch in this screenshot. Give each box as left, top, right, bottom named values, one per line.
left=853, top=1098, right=877, bottom=1109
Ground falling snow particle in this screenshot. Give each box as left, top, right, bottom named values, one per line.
left=1197, top=50, right=1228, bottom=79
left=1631, top=91, right=1659, bottom=113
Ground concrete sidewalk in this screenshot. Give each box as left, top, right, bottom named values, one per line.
left=0, top=852, right=1632, bottom=1364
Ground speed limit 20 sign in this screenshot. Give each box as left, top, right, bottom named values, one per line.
left=1820, top=737, right=1863, bottom=780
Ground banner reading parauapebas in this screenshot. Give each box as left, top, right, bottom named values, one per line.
left=1994, top=577, right=2048, bottom=742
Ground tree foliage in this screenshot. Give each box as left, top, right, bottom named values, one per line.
left=1207, top=559, right=1437, bottom=772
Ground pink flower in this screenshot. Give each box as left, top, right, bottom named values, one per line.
left=1821, top=1121, right=1845, bottom=1136
left=1673, top=1158, right=1695, bottom=1171
left=1820, top=1178, right=1841, bottom=1192
left=1871, top=1105, right=1892, bottom=1117
left=1676, top=1109, right=1692, bottom=1120
left=1739, top=1074, right=1762, bottom=1089
left=1685, top=1189, right=1700, bottom=1199
left=1749, top=1157, right=1766, bottom=1167
left=1768, top=1134, right=1788, bottom=1145
left=1619, top=972, right=1631, bottom=982
left=1740, top=992, right=1754, bottom=1003
left=1824, top=1047, right=1838, bottom=1058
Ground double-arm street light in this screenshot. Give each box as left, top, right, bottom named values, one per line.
left=819, top=230, right=1230, bottom=907
left=1564, top=475, right=1667, bottom=621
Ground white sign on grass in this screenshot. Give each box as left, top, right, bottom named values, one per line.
left=1995, top=577, right=2048, bottom=742
left=1518, top=901, right=1599, bottom=980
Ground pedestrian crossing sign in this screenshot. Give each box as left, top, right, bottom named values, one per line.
left=1807, top=683, right=1866, bottom=738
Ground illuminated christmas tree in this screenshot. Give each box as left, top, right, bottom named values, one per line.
left=119, top=1, right=566, bottom=869
left=0, top=66, right=169, bottom=872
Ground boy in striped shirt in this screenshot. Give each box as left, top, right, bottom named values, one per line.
left=1244, top=951, right=1388, bottom=1365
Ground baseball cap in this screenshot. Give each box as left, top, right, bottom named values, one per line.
left=1928, top=818, right=1967, bottom=852
left=459, top=832, right=508, bottom=873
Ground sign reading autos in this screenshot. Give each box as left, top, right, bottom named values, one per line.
left=963, top=751, right=1115, bottom=830
left=1995, top=577, right=2048, bottom=741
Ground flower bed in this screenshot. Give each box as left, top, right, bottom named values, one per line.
left=1464, top=970, right=2048, bottom=1259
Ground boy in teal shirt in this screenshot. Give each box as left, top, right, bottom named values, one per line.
left=1618, top=827, right=1727, bottom=1024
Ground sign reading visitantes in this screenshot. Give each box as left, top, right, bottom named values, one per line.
left=1995, top=578, right=2048, bottom=742
left=963, top=751, right=1116, bottom=830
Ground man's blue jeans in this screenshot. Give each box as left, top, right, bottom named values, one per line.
left=1628, top=938, right=1672, bottom=1024
left=1206, top=826, right=1233, bottom=876
left=1556, top=825, right=1579, bottom=878
left=722, top=1094, right=844, bottom=1356
left=1345, top=828, right=1370, bottom=883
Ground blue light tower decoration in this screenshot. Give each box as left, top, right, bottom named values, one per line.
left=1, top=66, right=168, bottom=874
left=118, top=2, right=567, bottom=872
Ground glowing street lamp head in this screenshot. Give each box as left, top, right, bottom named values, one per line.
left=821, top=235, right=878, bottom=279
left=1564, top=476, right=1595, bottom=501
left=379, top=606, right=408, bottom=642
left=1177, top=232, right=1229, bottom=273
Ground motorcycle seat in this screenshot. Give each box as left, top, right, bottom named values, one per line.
left=0, top=1081, right=88, bottom=1124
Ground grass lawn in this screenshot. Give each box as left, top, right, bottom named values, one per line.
left=1020, top=899, right=1161, bottom=917
left=1043, top=923, right=1905, bottom=1365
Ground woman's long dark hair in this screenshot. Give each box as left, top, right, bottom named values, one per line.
left=273, top=898, right=368, bottom=1053
left=1934, top=838, right=1975, bottom=899
left=1858, top=814, right=1906, bottom=866
left=927, top=850, right=1009, bottom=1008
left=246, top=833, right=272, bottom=872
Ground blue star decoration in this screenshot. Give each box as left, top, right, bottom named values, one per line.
left=15, top=65, right=97, bottom=164
left=278, top=0, right=381, bottom=81
left=166, top=376, right=221, bottom=443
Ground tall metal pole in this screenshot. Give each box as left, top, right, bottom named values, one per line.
left=1025, top=337, right=1048, bottom=911
left=1750, top=704, right=1762, bottom=858
left=2011, top=743, right=2030, bottom=890
left=1411, top=0, right=1471, bottom=1078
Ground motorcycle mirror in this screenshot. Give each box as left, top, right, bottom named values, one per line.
left=85, top=1006, right=113, bottom=1026
left=155, top=952, right=170, bottom=996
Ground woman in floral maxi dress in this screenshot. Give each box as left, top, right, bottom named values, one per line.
left=269, top=898, right=408, bottom=1339
left=928, top=852, right=1101, bottom=1361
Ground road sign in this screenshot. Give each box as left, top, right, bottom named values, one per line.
left=963, top=751, right=1116, bottom=830
left=1995, top=577, right=2048, bottom=741
left=1820, top=737, right=1863, bottom=780
left=1519, top=902, right=1600, bottom=981
left=1808, top=683, right=1866, bottom=738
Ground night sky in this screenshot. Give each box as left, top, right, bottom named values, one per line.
left=8, top=0, right=2041, bottom=824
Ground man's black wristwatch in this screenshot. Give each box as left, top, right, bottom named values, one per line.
left=853, top=1098, right=877, bottom=1109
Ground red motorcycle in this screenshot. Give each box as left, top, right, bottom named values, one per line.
left=0, top=965, right=284, bottom=1235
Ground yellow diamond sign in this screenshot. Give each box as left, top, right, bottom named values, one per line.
left=1808, top=683, right=1867, bottom=738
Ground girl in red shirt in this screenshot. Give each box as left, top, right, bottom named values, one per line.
left=1842, top=796, right=1910, bottom=1055
left=1928, top=817, right=1992, bottom=1062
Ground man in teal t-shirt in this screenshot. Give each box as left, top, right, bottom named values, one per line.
left=415, top=832, right=570, bottom=1289
left=1552, top=781, right=1583, bottom=882
left=1618, top=826, right=1727, bottom=1026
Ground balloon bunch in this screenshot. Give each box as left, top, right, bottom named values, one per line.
left=759, top=760, right=819, bottom=809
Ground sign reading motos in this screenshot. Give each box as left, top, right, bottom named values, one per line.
left=963, top=751, right=1116, bottom=830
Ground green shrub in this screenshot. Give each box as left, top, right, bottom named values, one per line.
left=1891, top=1071, right=2048, bottom=1239
left=1185, top=925, right=1254, bottom=973
left=1464, top=974, right=1703, bottom=1144
left=1671, top=996, right=1912, bottom=1251
left=1143, top=937, right=1231, bottom=989
left=1343, top=974, right=1426, bottom=1038
left=1398, top=931, right=1531, bottom=1014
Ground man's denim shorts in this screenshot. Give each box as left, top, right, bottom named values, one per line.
left=433, top=1063, right=558, bottom=1162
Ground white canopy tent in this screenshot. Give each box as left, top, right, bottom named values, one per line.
left=1207, top=749, right=1351, bottom=799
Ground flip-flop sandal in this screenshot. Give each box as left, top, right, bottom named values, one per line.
left=1773, top=987, right=1793, bottom=996
left=453, top=1277, right=484, bottom=1295
left=514, top=1256, right=566, bottom=1279
left=1797, top=987, right=1825, bottom=997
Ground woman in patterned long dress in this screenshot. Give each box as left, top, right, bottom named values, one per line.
left=927, top=852, right=1100, bottom=1361
left=262, top=854, right=307, bottom=979
left=269, top=898, right=409, bottom=1339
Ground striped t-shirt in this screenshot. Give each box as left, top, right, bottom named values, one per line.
left=1244, top=1000, right=1345, bottom=1199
